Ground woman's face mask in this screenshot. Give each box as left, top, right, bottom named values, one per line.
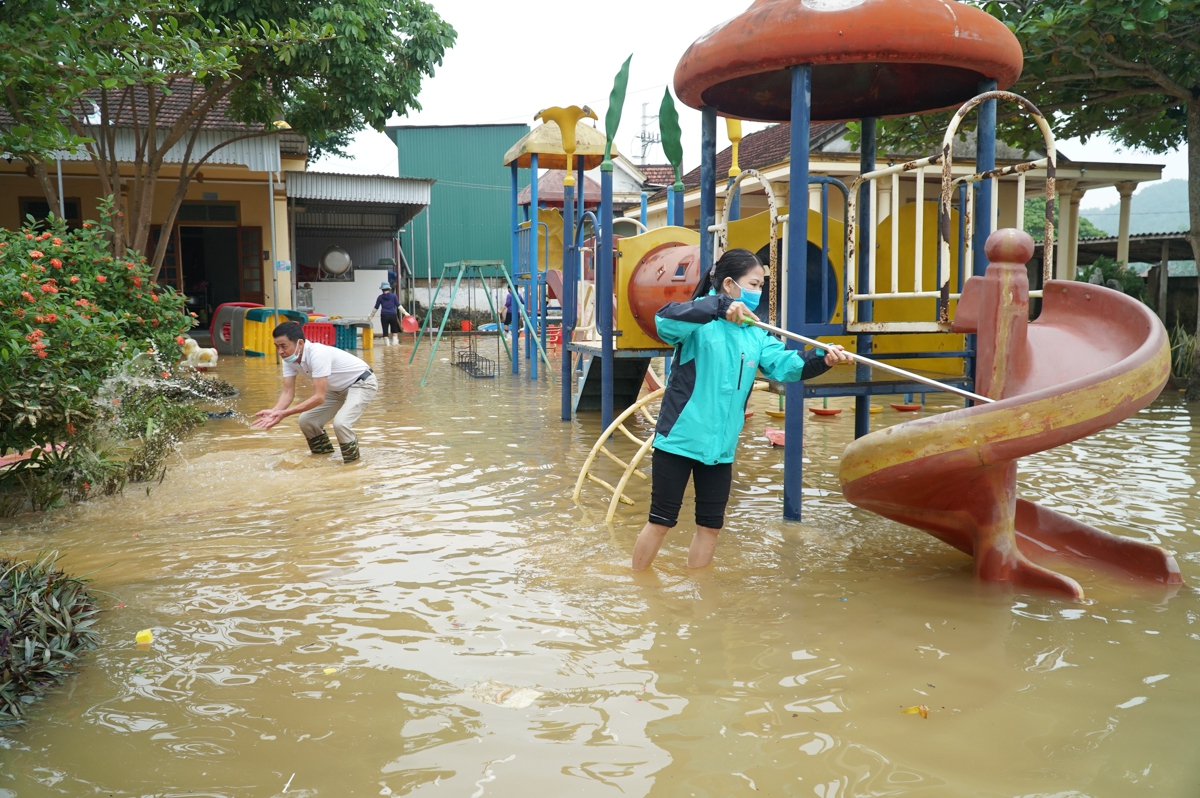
left=734, top=280, right=761, bottom=312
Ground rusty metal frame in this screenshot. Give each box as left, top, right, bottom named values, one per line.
left=843, top=91, right=1058, bottom=333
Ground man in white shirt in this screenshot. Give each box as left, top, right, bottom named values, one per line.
left=252, top=321, right=378, bottom=462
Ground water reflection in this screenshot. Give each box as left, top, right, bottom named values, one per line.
left=0, top=350, right=1197, bottom=796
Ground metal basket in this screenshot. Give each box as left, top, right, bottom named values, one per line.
left=455, top=350, right=497, bottom=378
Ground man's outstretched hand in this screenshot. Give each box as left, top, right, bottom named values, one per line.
left=253, top=409, right=283, bottom=430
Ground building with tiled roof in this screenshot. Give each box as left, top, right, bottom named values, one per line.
left=638, top=164, right=676, bottom=188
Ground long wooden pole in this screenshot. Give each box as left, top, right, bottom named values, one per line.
left=749, top=320, right=995, bottom=405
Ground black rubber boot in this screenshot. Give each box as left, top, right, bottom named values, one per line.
left=306, top=431, right=335, bottom=455
left=339, top=438, right=360, bottom=463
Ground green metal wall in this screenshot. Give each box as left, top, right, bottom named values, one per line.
left=391, top=124, right=530, bottom=279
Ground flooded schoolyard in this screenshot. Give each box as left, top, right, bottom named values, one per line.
left=1, top=342, right=1198, bottom=797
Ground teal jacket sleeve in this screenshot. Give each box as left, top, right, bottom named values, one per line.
left=757, top=332, right=832, bottom=382
left=655, top=295, right=733, bottom=345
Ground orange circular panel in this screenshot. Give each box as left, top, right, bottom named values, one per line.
left=674, top=0, right=1023, bottom=121
left=628, top=244, right=702, bottom=342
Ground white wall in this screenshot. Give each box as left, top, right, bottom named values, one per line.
left=308, top=267, right=389, bottom=319
left=412, top=280, right=511, bottom=313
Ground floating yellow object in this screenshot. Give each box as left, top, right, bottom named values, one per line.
left=323, top=667, right=337, bottom=675
left=135, top=629, right=153, bottom=645
left=870, top=405, right=883, bottom=414
left=902, top=705, right=930, bottom=719
left=765, top=409, right=786, bottom=419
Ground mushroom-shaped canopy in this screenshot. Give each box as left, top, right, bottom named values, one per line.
left=674, top=0, right=1023, bottom=122
left=503, top=120, right=615, bottom=170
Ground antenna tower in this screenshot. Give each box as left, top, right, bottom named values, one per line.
left=636, top=102, right=661, bottom=165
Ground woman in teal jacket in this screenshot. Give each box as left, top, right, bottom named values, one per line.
left=631, top=248, right=850, bottom=571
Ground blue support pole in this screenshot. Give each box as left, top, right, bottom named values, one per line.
left=728, top=177, right=741, bottom=222
left=666, top=190, right=674, bottom=227
left=699, top=107, right=717, bottom=279
left=529, top=154, right=539, bottom=378
left=973, top=78, right=997, bottom=276
left=640, top=192, right=648, bottom=228
left=673, top=186, right=685, bottom=227
left=820, top=182, right=830, bottom=322
left=599, top=167, right=615, bottom=429
left=576, top=161, right=585, bottom=227
left=561, top=181, right=575, bottom=420
left=854, top=118, right=876, bottom=440
left=783, top=65, right=811, bottom=522
left=510, top=163, right=520, bottom=375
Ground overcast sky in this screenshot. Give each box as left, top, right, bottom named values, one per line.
left=310, top=0, right=1187, bottom=213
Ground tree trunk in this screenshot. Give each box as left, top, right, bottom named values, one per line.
left=1187, top=101, right=1200, bottom=402
left=28, top=158, right=61, bottom=219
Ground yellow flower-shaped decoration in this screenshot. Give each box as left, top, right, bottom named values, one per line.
left=534, top=105, right=598, bottom=186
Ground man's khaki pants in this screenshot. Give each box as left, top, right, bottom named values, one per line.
left=298, top=374, right=378, bottom=461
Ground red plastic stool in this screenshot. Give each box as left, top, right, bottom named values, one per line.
left=303, top=322, right=336, bottom=346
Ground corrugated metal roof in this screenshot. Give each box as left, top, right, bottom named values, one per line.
left=285, top=172, right=433, bottom=205
left=48, top=129, right=282, bottom=171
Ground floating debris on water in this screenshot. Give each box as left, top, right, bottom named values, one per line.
left=460, top=680, right=541, bottom=709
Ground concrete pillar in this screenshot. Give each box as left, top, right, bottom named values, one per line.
left=1158, top=239, right=1170, bottom=326
left=1116, top=181, right=1137, bottom=267
left=1067, top=187, right=1086, bottom=280
left=878, top=184, right=892, bottom=223
left=1054, top=180, right=1076, bottom=281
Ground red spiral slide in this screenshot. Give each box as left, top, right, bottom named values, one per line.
left=839, top=230, right=1182, bottom=598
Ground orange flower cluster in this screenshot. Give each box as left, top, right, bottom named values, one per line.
left=26, top=329, right=48, bottom=358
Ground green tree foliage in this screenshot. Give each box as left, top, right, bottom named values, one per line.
left=1023, top=197, right=1107, bottom=243
left=0, top=0, right=456, bottom=277
left=1075, top=254, right=1146, bottom=299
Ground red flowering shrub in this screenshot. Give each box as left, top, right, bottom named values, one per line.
left=0, top=206, right=191, bottom=462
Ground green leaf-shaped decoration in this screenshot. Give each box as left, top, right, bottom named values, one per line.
left=659, top=88, right=684, bottom=189
left=603, top=55, right=633, bottom=171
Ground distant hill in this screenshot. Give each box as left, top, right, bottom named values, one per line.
left=1083, top=179, right=1189, bottom=236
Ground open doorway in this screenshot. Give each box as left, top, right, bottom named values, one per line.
left=179, top=226, right=239, bottom=326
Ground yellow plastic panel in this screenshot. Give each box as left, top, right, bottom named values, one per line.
left=615, top=226, right=699, bottom=350
left=727, top=206, right=854, bottom=351
left=518, top=208, right=564, bottom=274
left=873, top=202, right=964, bottom=375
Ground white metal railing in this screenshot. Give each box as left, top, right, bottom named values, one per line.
left=842, top=91, right=1058, bottom=333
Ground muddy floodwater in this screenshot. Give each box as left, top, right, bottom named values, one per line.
left=2, top=342, right=1199, bottom=797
